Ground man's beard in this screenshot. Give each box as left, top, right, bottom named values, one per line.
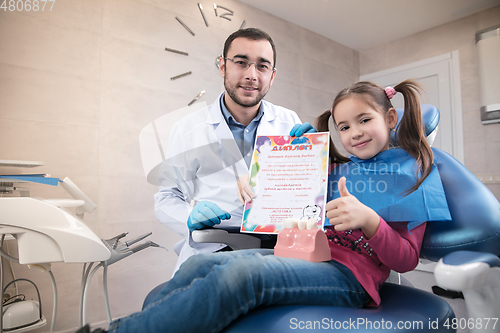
left=224, top=77, right=270, bottom=108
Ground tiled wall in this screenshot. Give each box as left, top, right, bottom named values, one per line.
left=359, top=5, right=500, bottom=199
left=0, top=1, right=358, bottom=331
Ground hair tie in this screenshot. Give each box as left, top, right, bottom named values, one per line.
left=385, top=87, right=397, bottom=99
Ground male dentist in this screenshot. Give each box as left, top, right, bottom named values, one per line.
left=155, top=28, right=314, bottom=272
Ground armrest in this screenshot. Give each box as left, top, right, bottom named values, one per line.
left=191, top=229, right=261, bottom=250
left=434, top=251, right=500, bottom=330
left=434, top=250, right=500, bottom=291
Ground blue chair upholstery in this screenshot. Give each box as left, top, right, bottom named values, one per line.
left=422, top=148, right=500, bottom=260
left=143, top=105, right=500, bottom=333
left=223, top=284, right=454, bottom=333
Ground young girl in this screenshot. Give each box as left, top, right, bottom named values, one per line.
left=316, top=79, right=450, bottom=306
left=82, top=80, right=450, bottom=333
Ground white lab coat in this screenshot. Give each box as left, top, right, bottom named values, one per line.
left=154, top=93, right=302, bottom=273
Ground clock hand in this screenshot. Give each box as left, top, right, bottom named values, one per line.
left=171, top=72, right=192, bottom=81
left=175, top=16, right=195, bottom=36
left=188, top=91, right=206, bottom=106
left=198, top=3, right=209, bottom=27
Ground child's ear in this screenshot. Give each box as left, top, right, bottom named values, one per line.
left=386, top=108, right=398, bottom=129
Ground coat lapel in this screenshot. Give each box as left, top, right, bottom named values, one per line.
left=208, top=95, right=247, bottom=173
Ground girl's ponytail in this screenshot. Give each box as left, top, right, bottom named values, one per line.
left=316, top=110, right=350, bottom=164
left=393, top=79, right=433, bottom=193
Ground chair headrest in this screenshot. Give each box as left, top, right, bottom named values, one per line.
left=390, top=104, right=440, bottom=146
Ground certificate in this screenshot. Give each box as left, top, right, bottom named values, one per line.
left=241, top=132, right=330, bottom=234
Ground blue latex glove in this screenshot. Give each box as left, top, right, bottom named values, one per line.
left=289, top=122, right=316, bottom=137
left=187, top=201, right=231, bottom=232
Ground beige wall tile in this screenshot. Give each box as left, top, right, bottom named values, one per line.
left=136, top=0, right=198, bottom=17
left=100, top=33, right=224, bottom=98
left=464, top=141, right=486, bottom=174
left=103, top=0, right=245, bottom=63
left=484, top=120, right=500, bottom=142
left=381, top=16, right=473, bottom=72
left=264, top=79, right=300, bottom=114
left=459, top=46, right=481, bottom=112
left=0, top=0, right=103, bottom=33
left=300, top=56, right=357, bottom=94
left=476, top=5, right=500, bottom=28
left=486, top=184, right=500, bottom=201
left=273, top=48, right=301, bottom=84
left=0, top=64, right=100, bottom=126
left=462, top=109, right=485, bottom=143
left=103, top=0, right=174, bottom=46
left=0, top=13, right=101, bottom=78
left=98, top=127, right=144, bottom=177
left=138, top=0, right=248, bottom=31
left=103, top=0, right=238, bottom=55
left=238, top=3, right=301, bottom=55
left=485, top=140, right=500, bottom=174
left=300, top=29, right=358, bottom=75
left=181, top=54, right=225, bottom=103
left=353, top=50, right=360, bottom=75
left=100, top=81, right=189, bottom=131
left=299, top=86, right=336, bottom=126
left=100, top=35, right=170, bottom=89
left=0, top=119, right=98, bottom=177
left=97, top=176, right=157, bottom=225
left=359, top=44, right=387, bottom=76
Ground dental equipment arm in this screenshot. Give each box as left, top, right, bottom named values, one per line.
left=100, top=232, right=161, bottom=265
left=60, top=177, right=97, bottom=219
left=126, top=232, right=152, bottom=247
left=79, top=232, right=165, bottom=326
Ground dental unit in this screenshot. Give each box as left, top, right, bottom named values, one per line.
left=0, top=160, right=162, bottom=332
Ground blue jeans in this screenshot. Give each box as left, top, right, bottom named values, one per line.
left=109, top=249, right=369, bottom=333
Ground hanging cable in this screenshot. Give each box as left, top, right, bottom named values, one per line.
left=102, top=262, right=112, bottom=323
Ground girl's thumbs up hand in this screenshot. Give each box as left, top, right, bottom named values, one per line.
left=338, top=176, right=350, bottom=197
left=326, top=177, right=381, bottom=238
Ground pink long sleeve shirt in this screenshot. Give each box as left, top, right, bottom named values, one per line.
left=324, top=218, right=426, bottom=306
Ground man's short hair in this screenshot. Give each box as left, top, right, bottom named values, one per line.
left=223, top=28, right=277, bottom=68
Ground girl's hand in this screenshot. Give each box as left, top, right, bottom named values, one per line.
left=326, top=177, right=380, bottom=238
left=237, top=174, right=254, bottom=206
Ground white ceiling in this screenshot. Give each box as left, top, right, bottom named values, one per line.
left=238, top=0, right=500, bottom=51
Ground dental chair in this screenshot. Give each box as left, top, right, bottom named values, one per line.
left=143, top=105, right=500, bottom=332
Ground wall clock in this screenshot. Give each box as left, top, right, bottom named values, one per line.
left=165, top=2, right=247, bottom=106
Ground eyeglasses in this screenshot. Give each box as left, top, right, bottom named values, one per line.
left=224, top=57, right=274, bottom=74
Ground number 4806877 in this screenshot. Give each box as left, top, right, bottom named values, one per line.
left=1, top=0, right=56, bottom=11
